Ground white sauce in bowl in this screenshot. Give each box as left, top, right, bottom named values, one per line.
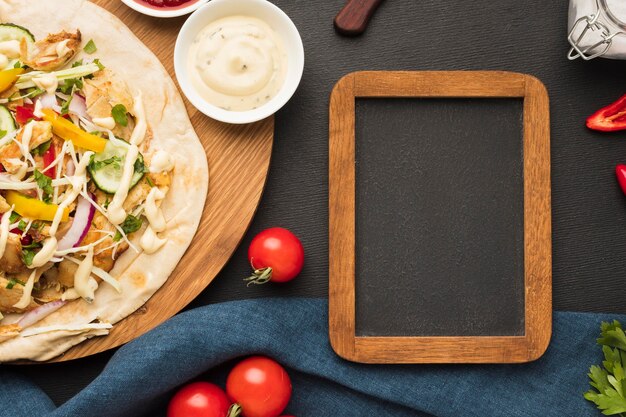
left=188, top=15, right=288, bottom=112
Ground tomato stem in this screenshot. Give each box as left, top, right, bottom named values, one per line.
left=244, top=267, right=273, bottom=286
left=227, top=403, right=242, bottom=417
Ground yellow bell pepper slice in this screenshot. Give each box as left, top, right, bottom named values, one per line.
left=6, top=191, right=69, bottom=222
left=0, top=68, right=24, bottom=93
left=41, top=108, right=107, bottom=153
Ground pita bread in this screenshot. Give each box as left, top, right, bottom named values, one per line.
left=0, top=0, right=208, bottom=361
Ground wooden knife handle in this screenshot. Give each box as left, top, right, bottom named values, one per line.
left=334, top=0, right=385, bottom=36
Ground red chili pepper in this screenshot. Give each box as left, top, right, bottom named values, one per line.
left=42, top=142, right=56, bottom=179
left=587, top=94, right=626, bottom=132
left=616, top=165, right=626, bottom=195
left=14, top=105, right=40, bottom=125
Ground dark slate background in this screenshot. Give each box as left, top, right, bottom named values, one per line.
left=6, top=0, right=626, bottom=414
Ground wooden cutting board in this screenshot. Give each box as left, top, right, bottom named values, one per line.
left=44, top=1, right=274, bottom=362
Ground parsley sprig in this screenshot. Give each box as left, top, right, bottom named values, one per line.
left=33, top=169, right=53, bottom=203
left=585, top=320, right=626, bottom=415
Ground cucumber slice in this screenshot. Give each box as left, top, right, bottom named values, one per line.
left=0, top=105, right=16, bottom=135
left=0, top=24, right=35, bottom=69
left=88, top=139, right=145, bottom=194
left=0, top=23, right=35, bottom=47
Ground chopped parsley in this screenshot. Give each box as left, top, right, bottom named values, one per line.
left=22, top=249, right=35, bottom=267
left=59, top=78, right=83, bottom=95
left=22, top=241, right=42, bottom=250
left=61, top=95, right=73, bottom=115
left=33, top=169, right=53, bottom=202
left=111, top=104, right=128, bottom=127
left=113, top=214, right=142, bottom=241
left=32, top=140, right=51, bottom=156
left=134, top=158, right=148, bottom=174
left=5, top=278, right=25, bottom=290
left=17, top=219, right=27, bottom=231
left=83, top=39, right=97, bottom=54
left=89, top=155, right=122, bottom=171
left=585, top=320, right=626, bottom=414
left=9, top=212, right=20, bottom=223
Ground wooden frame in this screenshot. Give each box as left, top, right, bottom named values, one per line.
left=329, top=71, right=551, bottom=364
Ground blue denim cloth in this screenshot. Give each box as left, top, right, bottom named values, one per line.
left=0, top=298, right=614, bottom=417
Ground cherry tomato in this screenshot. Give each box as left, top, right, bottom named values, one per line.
left=226, top=356, right=292, bottom=417
left=168, top=382, right=231, bottom=417
left=245, top=228, right=304, bottom=285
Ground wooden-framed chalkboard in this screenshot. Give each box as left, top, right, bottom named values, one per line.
left=328, top=71, right=552, bottom=364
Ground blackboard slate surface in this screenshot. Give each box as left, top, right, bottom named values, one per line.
left=10, top=0, right=626, bottom=412
left=354, top=98, right=525, bottom=337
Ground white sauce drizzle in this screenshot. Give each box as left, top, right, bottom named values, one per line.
left=92, top=117, right=116, bottom=130
left=64, top=255, right=122, bottom=293
left=33, top=99, right=44, bottom=118
left=149, top=150, right=174, bottom=173
left=29, top=152, right=93, bottom=269
left=32, top=73, right=59, bottom=95
left=140, top=225, right=167, bottom=254
left=12, top=269, right=36, bottom=309
left=144, top=187, right=166, bottom=232
left=73, top=246, right=96, bottom=303
left=0, top=54, right=9, bottom=71
left=9, top=160, right=28, bottom=181
left=0, top=40, right=21, bottom=59
left=0, top=207, right=14, bottom=259
left=106, top=94, right=146, bottom=225
left=30, top=237, right=58, bottom=269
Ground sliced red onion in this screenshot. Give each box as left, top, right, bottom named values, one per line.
left=57, top=194, right=95, bottom=251
left=18, top=300, right=66, bottom=329
left=66, top=160, right=75, bottom=177
left=69, top=94, right=89, bottom=120
left=37, top=92, right=57, bottom=109
left=23, top=97, right=33, bottom=105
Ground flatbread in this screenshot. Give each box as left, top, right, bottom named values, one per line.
left=0, top=0, right=209, bottom=361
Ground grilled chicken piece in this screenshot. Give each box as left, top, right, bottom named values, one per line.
left=19, top=121, right=53, bottom=150
left=0, top=235, right=27, bottom=274
left=54, top=259, right=78, bottom=289
left=0, top=121, right=53, bottom=174
left=32, top=285, right=63, bottom=304
left=21, top=30, right=81, bottom=71
left=0, top=323, right=20, bottom=343
left=81, top=210, right=129, bottom=272
left=123, top=181, right=151, bottom=212
left=82, top=69, right=135, bottom=139
left=0, top=276, right=38, bottom=314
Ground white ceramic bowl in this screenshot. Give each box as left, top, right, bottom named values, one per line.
left=174, top=0, right=305, bottom=124
left=121, top=0, right=209, bottom=18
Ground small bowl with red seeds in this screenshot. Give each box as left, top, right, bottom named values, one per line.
left=121, top=0, right=209, bottom=18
